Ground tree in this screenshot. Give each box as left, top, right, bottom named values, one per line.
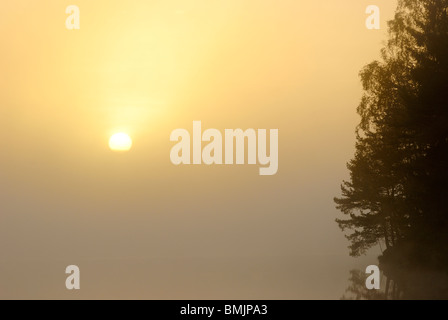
left=335, top=0, right=448, bottom=261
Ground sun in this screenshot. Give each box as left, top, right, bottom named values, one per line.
left=109, top=132, right=132, bottom=151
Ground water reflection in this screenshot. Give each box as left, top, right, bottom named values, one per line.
left=342, top=248, right=448, bottom=300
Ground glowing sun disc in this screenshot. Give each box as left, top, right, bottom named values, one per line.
left=109, top=133, right=132, bottom=151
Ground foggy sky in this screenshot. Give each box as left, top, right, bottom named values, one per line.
left=0, top=0, right=397, bottom=299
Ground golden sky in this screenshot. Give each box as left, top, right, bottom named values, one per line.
left=0, top=0, right=397, bottom=299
